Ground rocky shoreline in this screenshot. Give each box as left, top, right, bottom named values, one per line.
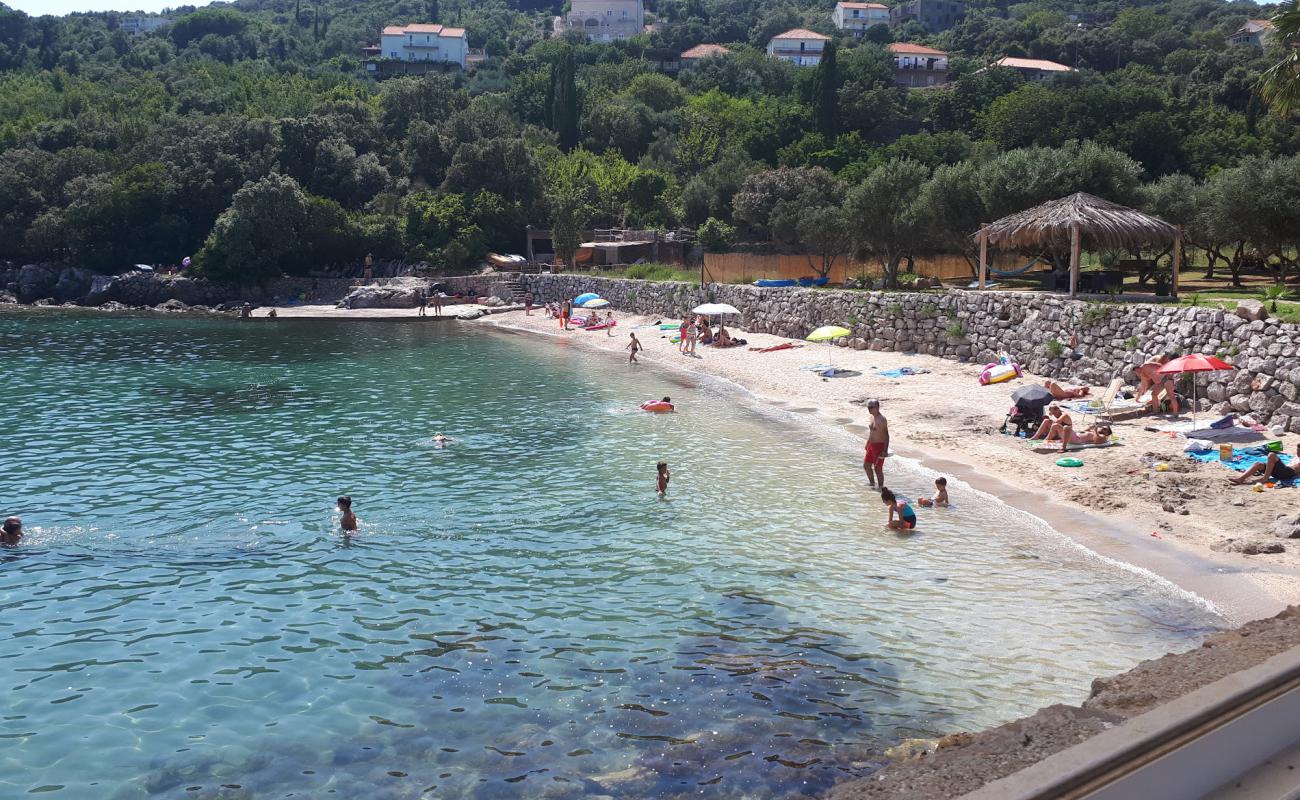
left=826, top=606, right=1300, bottom=799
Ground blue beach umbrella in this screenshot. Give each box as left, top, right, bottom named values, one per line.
left=574, top=292, right=600, bottom=306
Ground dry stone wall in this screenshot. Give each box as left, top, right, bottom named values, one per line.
left=519, top=275, right=1300, bottom=434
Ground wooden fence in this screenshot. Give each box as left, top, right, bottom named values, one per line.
left=701, top=252, right=1032, bottom=284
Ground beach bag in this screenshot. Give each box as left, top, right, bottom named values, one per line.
left=1266, top=440, right=1284, bottom=453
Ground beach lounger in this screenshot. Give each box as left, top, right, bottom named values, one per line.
left=1070, top=378, right=1125, bottom=427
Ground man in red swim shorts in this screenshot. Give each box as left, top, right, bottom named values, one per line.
left=863, top=398, right=889, bottom=489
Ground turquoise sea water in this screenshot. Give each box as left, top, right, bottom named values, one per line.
left=0, top=311, right=1219, bottom=800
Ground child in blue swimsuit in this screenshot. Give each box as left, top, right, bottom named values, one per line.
left=881, top=487, right=916, bottom=530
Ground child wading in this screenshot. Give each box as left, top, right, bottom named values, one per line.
left=918, top=477, right=948, bottom=507
left=626, top=332, right=642, bottom=363
left=880, top=487, right=916, bottom=530
left=656, top=462, right=671, bottom=497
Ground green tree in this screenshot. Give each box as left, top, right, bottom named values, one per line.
left=547, top=48, right=580, bottom=153
left=544, top=155, right=595, bottom=268
left=810, top=40, right=840, bottom=138
left=197, top=174, right=309, bottom=282
left=1258, top=0, right=1300, bottom=117
left=697, top=217, right=735, bottom=252
left=846, top=159, right=930, bottom=288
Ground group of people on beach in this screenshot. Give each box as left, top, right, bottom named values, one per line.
left=860, top=398, right=948, bottom=531
left=1028, top=405, right=1114, bottom=451
left=676, top=316, right=743, bottom=355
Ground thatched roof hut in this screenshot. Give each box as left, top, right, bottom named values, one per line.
left=975, top=192, right=1182, bottom=297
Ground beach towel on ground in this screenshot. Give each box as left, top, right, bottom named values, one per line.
left=1031, top=440, right=1118, bottom=454
left=877, top=367, right=931, bottom=378
left=1159, top=421, right=1264, bottom=442
left=1187, top=450, right=1297, bottom=486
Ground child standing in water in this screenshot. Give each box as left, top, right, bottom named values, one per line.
left=656, top=462, right=671, bottom=497
left=626, top=332, right=642, bottom=363
left=880, top=487, right=916, bottom=530
left=917, top=477, right=949, bottom=507
left=337, top=496, right=358, bottom=532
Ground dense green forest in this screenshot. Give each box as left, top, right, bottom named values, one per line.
left=0, top=0, right=1297, bottom=284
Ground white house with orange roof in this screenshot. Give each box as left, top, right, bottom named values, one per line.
left=888, top=42, right=949, bottom=86
left=990, top=56, right=1073, bottom=82
left=832, top=2, right=890, bottom=36
left=767, top=28, right=832, bottom=67
left=379, top=23, right=469, bottom=68
left=1228, top=19, right=1274, bottom=50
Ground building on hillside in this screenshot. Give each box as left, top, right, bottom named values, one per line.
left=988, top=55, right=1074, bottom=82
left=553, top=0, right=646, bottom=43
left=832, top=2, right=890, bottom=36
left=766, top=28, right=832, bottom=67
left=372, top=24, right=469, bottom=71
left=1228, top=19, right=1275, bottom=49
left=680, top=43, right=731, bottom=64
left=888, top=42, right=949, bottom=86
left=120, top=16, right=170, bottom=36
left=888, top=0, right=966, bottom=32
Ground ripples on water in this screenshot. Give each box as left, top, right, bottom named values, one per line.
left=0, top=310, right=1219, bottom=799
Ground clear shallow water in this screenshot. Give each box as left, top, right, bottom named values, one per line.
left=0, top=311, right=1220, bottom=800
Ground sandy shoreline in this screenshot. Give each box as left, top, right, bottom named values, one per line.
left=473, top=308, right=1300, bottom=625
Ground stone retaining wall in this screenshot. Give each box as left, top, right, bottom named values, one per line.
left=518, top=275, right=1300, bottom=434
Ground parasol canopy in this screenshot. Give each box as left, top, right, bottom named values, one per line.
left=1157, top=354, right=1235, bottom=375
left=1011, top=384, right=1054, bottom=409
left=692, top=303, right=740, bottom=316
left=806, top=325, right=852, bottom=342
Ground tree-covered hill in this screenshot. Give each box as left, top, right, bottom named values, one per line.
left=0, top=0, right=1295, bottom=283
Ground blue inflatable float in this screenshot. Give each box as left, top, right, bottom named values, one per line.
left=754, top=279, right=797, bottom=288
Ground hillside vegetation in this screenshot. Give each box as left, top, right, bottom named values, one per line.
left=0, top=0, right=1296, bottom=285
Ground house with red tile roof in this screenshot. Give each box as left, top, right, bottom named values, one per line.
left=989, top=56, right=1073, bottom=82
left=833, top=2, right=889, bottom=36
left=377, top=23, right=469, bottom=69
left=888, top=42, right=950, bottom=86
left=680, top=43, right=731, bottom=62
left=766, top=29, right=832, bottom=67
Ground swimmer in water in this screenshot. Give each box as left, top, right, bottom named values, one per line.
left=1, top=516, right=22, bottom=545
left=432, top=432, right=453, bottom=448
left=656, top=462, right=670, bottom=498
left=337, top=496, right=357, bottom=532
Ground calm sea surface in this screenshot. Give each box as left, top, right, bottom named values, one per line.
left=0, top=311, right=1219, bottom=799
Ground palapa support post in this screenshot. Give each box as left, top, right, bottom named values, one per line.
left=1172, top=224, right=1183, bottom=298
left=1068, top=223, right=1081, bottom=298
left=978, top=229, right=988, bottom=290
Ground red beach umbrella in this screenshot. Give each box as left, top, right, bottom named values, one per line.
left=1156, top=353, right=1236, bottom=423
left=1156, top=354, right=1235, bottom=375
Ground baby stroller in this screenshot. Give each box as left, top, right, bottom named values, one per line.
left=1000, top=399, right=1045, bottom=437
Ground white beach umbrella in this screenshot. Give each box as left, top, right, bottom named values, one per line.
left=692, top=303, right=740, bottom=316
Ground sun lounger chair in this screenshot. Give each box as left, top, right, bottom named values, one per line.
left=1073, top=378, right=1122, bottom=427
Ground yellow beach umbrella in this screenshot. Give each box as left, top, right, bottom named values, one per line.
left=806, top=325, right=852, bottom=342
left=806, top=325, right=852, bottom=370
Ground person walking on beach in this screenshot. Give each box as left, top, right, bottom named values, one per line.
left=432, top=292, right=444, bottom=317
left=524, top=292, right=534, bottom=316
left=656, top=462, right=671, bottom=498
left=2, top=516, right=23, bottom=545
left=626, top=332, right=642, bottom=363
left=561, top=301, right=572, bottom=331
left=863, top=399, right=889, bottom=489
left=605, top=310, right=615, bottom=336
left=337, top=497, right=358, bottom=532
left=678, top=319, right=690, bottom=354
left=418, top=288, right=428, bottom=317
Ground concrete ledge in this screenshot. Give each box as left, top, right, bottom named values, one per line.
left=959, top=644, right=1300, bottom=800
